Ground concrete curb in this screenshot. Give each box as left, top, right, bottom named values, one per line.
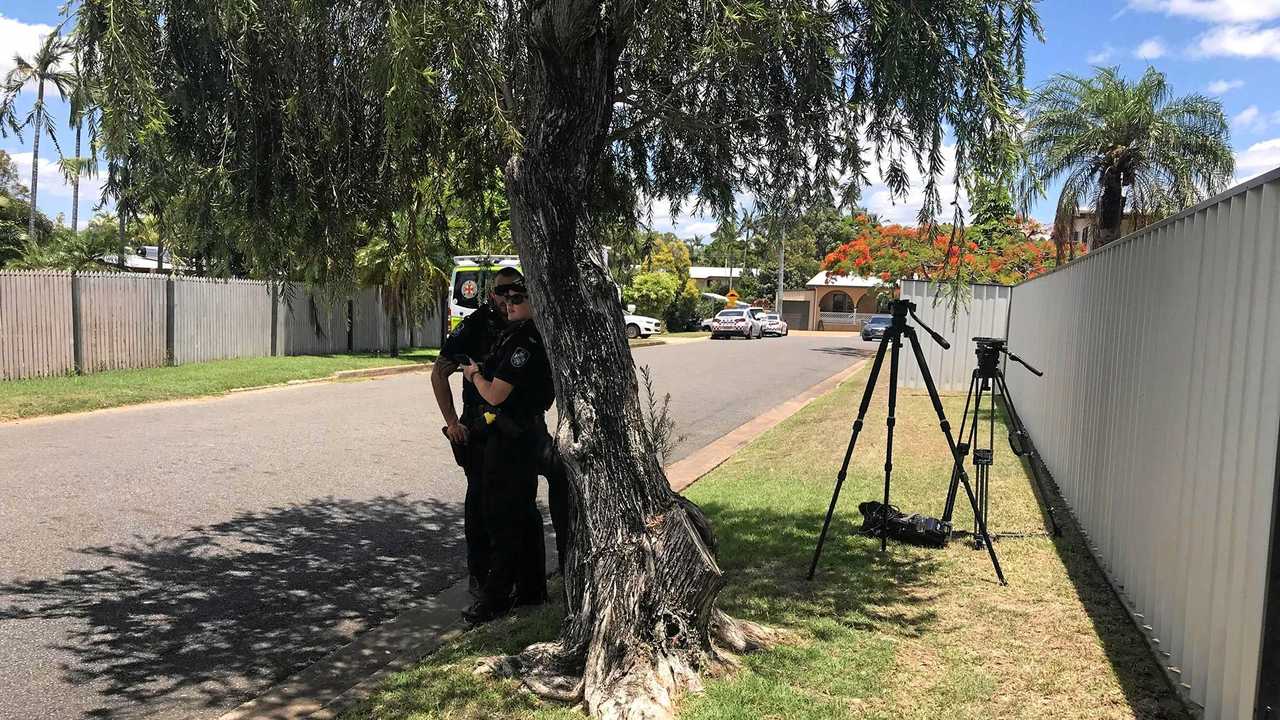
left=217, top=353, right=872, bottom=720
left=627, top=338, right=666, bottom=349
left=331, top=363, right=432, bottom=380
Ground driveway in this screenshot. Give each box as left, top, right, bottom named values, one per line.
left=0, top=334, right=874, bottom=720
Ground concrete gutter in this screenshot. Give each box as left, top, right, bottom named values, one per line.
left=217, top=354, right=871, bottom=720
left=331, top=363, right=432, bottom=380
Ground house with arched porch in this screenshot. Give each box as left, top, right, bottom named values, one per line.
left=779, top=271, right=885, bottom=331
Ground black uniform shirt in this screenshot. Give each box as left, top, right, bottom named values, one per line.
left=441, top=304, right=506, bottom=410
left=482, top=320, right=554, bottom=418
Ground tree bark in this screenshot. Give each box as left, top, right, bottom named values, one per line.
left=485, top=4, right=781, bottom=718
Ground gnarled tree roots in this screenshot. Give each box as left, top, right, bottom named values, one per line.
left=475, top=610, right=787, bottom=719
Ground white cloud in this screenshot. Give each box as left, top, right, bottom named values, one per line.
left=1195, top=24, right=1280, bottom=59
left=1134, top=37, right=1168, bottom=59
left=10, top=151, right=105, bottom=222
left=1129, top=0, right=1280, bottom=23
left=1233, top=105, right=1261, bottom=126
left=1234, top=137, right=1280, bottom=182
left=1087, top=46, right=1116, bottom=64
left=1207, top=78, right=1245, bottom=93
left=0, top=15, right=60, bottom=89
left=1231, top=105, right=1280, bottom=132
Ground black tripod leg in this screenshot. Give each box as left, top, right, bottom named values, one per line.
left=905, top=327, right=1007, bottom=586
left=882, top=330, right=902, bottom=553
left=971, top=378, right=986, bottom=544
left=808, top=334, right=891, bottom=580
left=943, top=371, right=979, bottom=523
left=995, top=373, right=1062, bottom=536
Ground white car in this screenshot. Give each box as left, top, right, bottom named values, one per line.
left=710, top=308, right=763, bottom=339
left=762, top=313, right=789, bottom=336
left=625, top=314, right=663, bottom=339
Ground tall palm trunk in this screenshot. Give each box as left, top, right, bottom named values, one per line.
left=117, top=210, right=126, bottom=270
left=28, top=82, right=44, bottom=240
left=71, top=122, right=81, bottom=233
left=1097, top=170, right=1126, bottom=248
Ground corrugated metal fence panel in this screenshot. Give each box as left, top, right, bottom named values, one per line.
left=900, top=280, right=1012, bottom=391
left=173, top=277, right=273, bottom=364
left=1005, top=174, right=1280, bottom=720
left=351, top=287, right=387, bottom=353
left=0, top=271, right=74, bottom=380
left=281, top=284, right=350, bottom=356
left=408, top=307, right=443, bottom=348
left=77, top=272, right=167, bottom=372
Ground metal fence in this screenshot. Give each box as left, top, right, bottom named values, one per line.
left=0, top=271, right=444, bottom=380
left=1006, top=169, right=1280, bottom=720
left=900, top=280, right=1012, bottom=392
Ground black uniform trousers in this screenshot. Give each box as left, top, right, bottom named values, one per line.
left=452, top=406, right=491, bottom=588
left=479, top=417, right=547, bottom=605
left=451, top=412, right=572, bottom=601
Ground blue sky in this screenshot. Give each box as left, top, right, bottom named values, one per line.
left=3, top=0, right=1279, bottom=235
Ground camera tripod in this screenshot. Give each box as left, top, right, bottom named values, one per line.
left=808, top=299, right=1006, bottom=585
left=942, top=337, right=1061, bottom=545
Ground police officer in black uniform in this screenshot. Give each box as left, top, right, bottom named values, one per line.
left=432, top=268, right=523, bottom=599
left=460, top=279, right=556, bottom=622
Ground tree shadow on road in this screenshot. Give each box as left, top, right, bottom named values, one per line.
left=809, top=345, right=876, bottom=359
left=0, top=494, right=465, bottom=719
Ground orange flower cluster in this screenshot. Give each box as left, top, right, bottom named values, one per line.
left=823, top=223, right=1076, bottom=286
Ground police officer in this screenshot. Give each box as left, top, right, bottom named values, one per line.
left=460, top=279, right=556, bottom=622
left=433, top=267, right=522, bottom=599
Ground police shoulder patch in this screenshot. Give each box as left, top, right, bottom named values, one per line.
left=511, top=347, right=530, bottom=368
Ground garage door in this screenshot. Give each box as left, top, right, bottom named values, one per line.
left=782, top=299, right=809, bottom=330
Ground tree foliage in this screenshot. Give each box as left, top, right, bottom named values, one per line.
left=1, top=28, right=75, bottom=240
left=623, top=270, right=680, bottom=319
left=74, top=1, right=1042, bottom=716
left=1019, top=66, right=1233, bottom=248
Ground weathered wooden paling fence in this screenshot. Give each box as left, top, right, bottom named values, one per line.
left=0, top=271, right=443, bottom=380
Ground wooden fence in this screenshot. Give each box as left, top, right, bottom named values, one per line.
left=174, top=277, right=274, bottom=365
left=0, top=271, right=444, bottom=380
left=0, top=271, right=74, bottom=379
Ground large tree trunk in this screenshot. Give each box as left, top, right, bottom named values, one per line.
left=484, top=4, right=781, bottom=718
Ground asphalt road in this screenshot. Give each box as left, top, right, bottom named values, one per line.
left=0, top=333, right=873, bottom=720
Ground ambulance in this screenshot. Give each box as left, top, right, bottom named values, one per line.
left=448, top=255, right=523, bottom=331
left=447, top=254, right=662, bottom=338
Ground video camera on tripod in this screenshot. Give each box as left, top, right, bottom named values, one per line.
left=807, top=298, right=1008, bottom=584
left=942, top=336, right=1060, bottom=546
left=808, top=300, right=1058, bottom=586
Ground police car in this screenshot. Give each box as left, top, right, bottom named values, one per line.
left=449, top=255, right=662, bottom=339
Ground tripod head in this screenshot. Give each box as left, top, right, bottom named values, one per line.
left=889, top=299, right=950, bottom=349
left=973, top=337, right=1044, bottom=377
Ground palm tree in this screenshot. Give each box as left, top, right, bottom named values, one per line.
left=1, top=30, right=74, bottom=240
left=1020, top=66, right=1234, bottom=250
left=60, top=51, right=95, bottom=234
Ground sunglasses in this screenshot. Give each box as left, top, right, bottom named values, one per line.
left=505, top=293, right=528, bottom=306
